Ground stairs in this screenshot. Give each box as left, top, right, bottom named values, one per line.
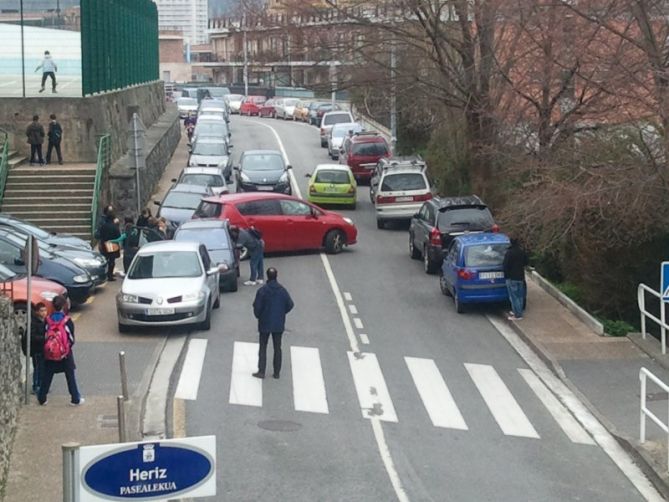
left=1, top=164, right=96, bottom=241
left=7, top=150, right=26, bottom=169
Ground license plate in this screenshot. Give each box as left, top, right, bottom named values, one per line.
left=257, top=185, right=274, bottom=191
left=479, top=272, right=504, bottom=280
left=324, top=186, right=339, bottom=192
left=146, top=307, right=175, bottom=315
left=396, top=196, right=413, bottom=202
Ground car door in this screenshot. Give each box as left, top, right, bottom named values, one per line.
left=0, top=238, right=25, bottom=274
left=279, top=199, right=323, bottom=250
left=412, top=203, right=429, bottom=250
left=199, top=245, right=218, bottom=301
left=370, top=162, right=383, bottom=198
left=236, top=198, right=285, bottom=252
left=442, top=241, right=460, bottom=291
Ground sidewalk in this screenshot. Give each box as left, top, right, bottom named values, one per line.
left=508, top=277, right=669, bottom=497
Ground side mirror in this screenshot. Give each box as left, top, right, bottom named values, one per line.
left=233, top=166, right=239, bottom=171
left=228, top=133, right=232, bottom=138
left=412, top=213, right=420, bottom=219
left=153, top=200, right=161, bottom=207
left=305, top=173, right=311, bottom=178
left=310, top=208, right=319, bottom=219
left=228, top=145, right=234, bottom=149
left=170, top=178, right=177, bottom=183
left=286, top=165, right=293, bottom=170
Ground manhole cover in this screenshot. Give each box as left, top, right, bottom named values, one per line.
left=257, top=419, right=302, bottom=432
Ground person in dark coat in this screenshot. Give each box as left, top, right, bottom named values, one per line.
left=26, top=115, right=45, bottom=166
left=230, top=227, right=264, bottom=285
left=136, top=208, right=152, bottom=228
left=503, top=237, right=529, bottom=321
left=37, top=295, right=84, bottom=406
left=98, top=207, right=121, bottom=281
left=46, top=113, right=63, bottom=165
left=252, top=267, right=294, bottom=379
left=109, top=217, right=141, bottom=273
left=21, top=302, right=47, bottom=394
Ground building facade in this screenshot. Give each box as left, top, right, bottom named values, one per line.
left=154, top=0, right=208, bottom=45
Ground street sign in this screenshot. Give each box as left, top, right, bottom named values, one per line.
left=662, top=262, right=669, bottom=303
left=75, top=436, right=216, bottom=501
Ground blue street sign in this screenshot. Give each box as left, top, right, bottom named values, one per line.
left=662, top=262, right=669, bottom=303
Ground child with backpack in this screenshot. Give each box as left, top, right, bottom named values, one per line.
left=37, top=295, right=84, bottom=406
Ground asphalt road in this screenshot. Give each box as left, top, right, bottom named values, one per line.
left=175, top=115, right=652, bottom=501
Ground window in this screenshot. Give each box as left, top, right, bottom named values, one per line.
left=437, top=207, right=494, bottom=231
left=194, top=201, right=222, bottom=218
left=280, top=200, right=313, bottom=216
left=236, top=199, right=282, bottom=216
left=314, top=170, right=350, bottom=184
left=199, top=245, right=211, bottom=270
left=192, top=143, right=227, bottom=156
left=128, top=251, right=203, bottom=279
left=381, top=173, right=427, bottom=192
left=162, top=192, right=205, bottom=209
left=241, top=154, right=284, bottom=171
left=464, top=244, right=508, bottom=267
left=324, top=113, right=352, bottom=126
left=419, top=204, right=430, bottom=222
left=0, top=240, right=20, bottom=264
left=352, top=142, right=389, bottom=157
left=181, top=174, right=225, bottom=187
left=176, top=228, right=231, bottom=250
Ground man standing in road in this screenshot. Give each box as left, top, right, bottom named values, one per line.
left=26, top=115, right=45, bottom=166
left=252, top=267, right=294, bottom=379
left=230, top=226, right=265, bottom=286
left=35, top=50, right=58, bottom=93
left=503, top=237, right=529, bottom=321
left=46, top=114, right=63, bottom=165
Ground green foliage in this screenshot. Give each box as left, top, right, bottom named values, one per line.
left=555, top=282, right=584, bottom=306
left=601, top=319, right=635, bottom=337
left=424, top=116, right=472, bottom=195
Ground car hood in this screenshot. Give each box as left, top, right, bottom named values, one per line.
left=122, top=277, right=204, bottom=300
left=48, top=246, right=106, bottom=267
left=190, top=154, right=229, bottom=166
left=158, top=207, right=198, bottom=225
left=242, top=168, right=285, bottom=183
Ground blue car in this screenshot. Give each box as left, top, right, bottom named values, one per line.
left=439, top=233, right=510, bottom=313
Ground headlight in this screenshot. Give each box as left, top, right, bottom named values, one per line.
left=343, top=217, right=354, bottom=225
left=73, top=257, right=101, bottom=268
left=240, top=172, right=251, bottom=182
left=120, top=293, right=139, bottom=303
left=40, top=291, right=59, bottom=301
left=73, top=274, right=90, bottom=284
left=279, top=172, right=289, bottom=183
left=183, top=291, right=205, bottom=301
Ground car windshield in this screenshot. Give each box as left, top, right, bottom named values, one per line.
left=381, top=173, right=427, bottom=191
left=464, top=243, right=508, bottom=267
left=242, top=154, right=284, bottom=171
left=207, top=88, right=229, bottom=97
left=324, top=113, right=351, bottom=126
left=162, top=192, right=204, bottom=209
left=438, top=207, right=494, bottom=230
left=0, top=263, right=16, bottom=281
left=352, top=142, right=388, bottom=156
left=332, top=124, right=361, bottom=138
left=175, top=228, right=231, bottom=250
left=195, top=124, right=227, bottom=136
left=315, top=170, right=350, bottom=184
left=181, top=174, right=225, bottom=187
left=283, top=98, right=298, bottom=106
left=128, top=251, right=202, bottom=279
left=178, top=98, right=197, bottom=106
left=192, top=142, right=226, bottom=156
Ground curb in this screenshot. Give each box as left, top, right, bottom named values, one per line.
left=504, top=318, right=669, bottom=499
left=628, top=332, right=669, bottom=372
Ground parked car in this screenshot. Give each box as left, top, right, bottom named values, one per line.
left=340, top=131, right=391, bottom=182
left=311, top=102, right=341, bottom=126
left=226, top=94, right=244, bottom=114
left=174, top=219, right=239, bottom=292
left=188, top=137, right=232, bottom=179
left=307, top=164, right=357, bottom=209
left=198, top=99, right=229, bottom=122
left=258, top=99, right=277, bottom=118
left=294, top=100, right=314, bottom=122
left=320, top=111, right=355, bottom=147
left=240, top=96, right=267, bottom=116
left=234, top=150, right=292, bottom=195
left=439, top=233, right=510, bottom=313
left=116, top=241, right=223, bottom=332
left=409, top=195, right=497, bottom=274
left=177, top=97, right=199, bottom=118
left=275, top=98, right=299, bottom=120
left=328, top=122, right=363, bottom=160
left=194, top=192, right=358, bottom=254
left=0, top=214, right=91, bottom=250
left=155, top=184, right=214, bottom=230
left=173, top=167, right=229, bottom=196
left=191, top=119, right=231, bottom=145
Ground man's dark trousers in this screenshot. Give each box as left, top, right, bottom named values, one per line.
left=30, top=144, right=44, bottom=164
left=46, top=140, right=62, bottom=164
left=41, top=71, right=56, bottom=91
left=258, top=331, right=282, bottom=376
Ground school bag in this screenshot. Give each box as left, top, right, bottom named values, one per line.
left=43, top=316, right=71, bottom=361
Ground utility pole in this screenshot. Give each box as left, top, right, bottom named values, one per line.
left=390, top=38, right=397, bottom=155
left=330, top=61, right=337, bottom=106
left=20, top=0, right=25, bottom=97
left=242, top=10, right=248, bottom=96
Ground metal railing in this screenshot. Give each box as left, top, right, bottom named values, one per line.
left=91, top=134, right=111, bottom=239
left=639, top=367, right=669, bottom=471
left=637, top=283, right=669, bottom=354
left=0, top=129, right=9, bottom=206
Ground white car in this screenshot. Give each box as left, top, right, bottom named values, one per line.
left=372, top=157, right=433, bottom=229
left=226, top=94, right=244, bottom=114
left=328, top=122, right=363, bottom=159
left=174, top=166, right=230, bottom=195
left=275, top=98, right=299, bottom=120
left=116, top=241, right=224, bottom=332
left=320, top=111, right=355, bottom=147
left=177, top=97, right=198, bottom=118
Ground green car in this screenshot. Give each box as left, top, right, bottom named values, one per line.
left=307, top=164, right=358, bottom=209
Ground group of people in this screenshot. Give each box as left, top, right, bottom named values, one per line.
left=26, top=114, right=63, bottom=166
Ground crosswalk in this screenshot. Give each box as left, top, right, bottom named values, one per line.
left=178, top=339, right=596, bottom=446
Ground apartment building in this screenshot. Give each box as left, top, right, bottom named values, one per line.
left=154, top=0, right=208, bottom=44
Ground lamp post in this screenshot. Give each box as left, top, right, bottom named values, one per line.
left=20, top=0, right=26, bottom=97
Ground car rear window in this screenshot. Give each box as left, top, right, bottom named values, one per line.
left=315, top=170, right=350, bottom=184
left=324, top=113, right=352, bottom=126
left=162, top=192, right=204, bottom=209
left=181, top=174, right=225, bottom=187
left=380, top=173, right=427, bottom=191
left=438, top=207, right=494, bottom=231
left=464, top=244, right=508, bottom=267
left=194, top=201, right=222, bottom=218
left=352, top=142, right=388, bottom=156
left=192, top=142, right=227, bottom=156
left=178, top=98, right=197, bottom=106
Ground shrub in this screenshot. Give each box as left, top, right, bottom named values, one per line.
left=602, top=319, right=635, bottom=337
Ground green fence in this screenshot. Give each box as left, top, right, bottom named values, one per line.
left=91, top=134, right=111, bottom=239
left=0, top=131, right=8, bottom=207
left=81, top=0, right=159, bottom=96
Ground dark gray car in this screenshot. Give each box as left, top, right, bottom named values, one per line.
left=155, top=184, right=214, bottom=230
left=234, top=150, right=292, bottom=194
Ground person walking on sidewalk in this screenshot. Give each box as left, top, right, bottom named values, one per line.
left=504, top=237, right=529, bottom=321
left=35, top=50, right=58, bottom=93
left=26, top=115, right=45, bottom=166
left=21, top=302, right=47, bottom=395
left=37, top=295, right=84, bottom=406
left=98, top=207, right=121, bottom=281
left=230, top=226, right=265, bottom=285
left=252, top=267, right=294, bottom=379
left=46, top=113, right=63, bottom=165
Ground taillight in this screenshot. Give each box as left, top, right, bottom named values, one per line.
left=457, top=269, right=473, bottom=280
left=414, top=193, right=433, bottom=202
left=309, top=185, right=317, bottom=194
left=347, top=186, right=355, bottom=194
left=376, top=195, right=396, bottom=204
left=429, top=228, right=442, bottom=246
left=491, top=224, right=500, bottom=233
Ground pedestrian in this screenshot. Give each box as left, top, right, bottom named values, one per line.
left=503, top=237, right=529, bottom=321
left=109, top=217, right=140, bottom=273
left=26, top=115, right=45, bottom=166
left=37, top=295, right=84, bottom=406
left=136, top=208, right=152, bottom=228
left=230, top=226, right=264, bottom=285
left=252, top=267, right=294, bottom=379
left=98, top=206, right=121, bottom=281
left=20, top=302, right=47, bottom=395
left=35, top=50, right=58, bottom=93
left=46, top=113, right=63, bottom=165
left=157, top=217, right=170, bottom=239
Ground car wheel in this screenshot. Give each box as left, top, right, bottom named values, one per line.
left=376, top=219, right=384, bottom=229
left=321, top=140, right=327, bottom=148
left=454, top=291, right=465, bottom=313
left=213, top=292, right=220, bottom=309
left=409, top=234, right=420, bottom=260
left=200, top=302, right=212, bottom=330
left=424, top=246, right=438, bottom=274
left=14, top=301, right=27, bottom=338
left=349, top=201, right=357, bottom=210
left=439, top=270, right=451, bottom=296
left=325, top=230, right=346, bottom=254
left=118, top=323, right=130, bottom=334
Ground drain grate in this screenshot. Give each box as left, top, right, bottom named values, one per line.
left=98, top=414, right=119, bottom=429
left=257, top=419, right=302, bottom=432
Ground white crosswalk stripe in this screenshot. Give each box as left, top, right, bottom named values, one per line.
left=347, top=351, right=398, bottom=422
left=175, top=338, right=208, bottom=400
left=291, top=346, right=329, bottom=414
left=229, top=341, right=262, bottom=407
left=405, top=357, right=468, bottom=430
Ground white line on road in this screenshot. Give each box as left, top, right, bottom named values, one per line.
left=487, top=315, right=663, bottom=501
left=291, top=346, right=329, bottom=414
left=371, top=418, right=410, bottom=502
left=405, top=357, right=468, bottom=430
left=359, top=333, right=370, bottom=344
left=175, top=338, right=208, bottom=400
left=320, top=253, right=360, bottom=353
left=348, top=304, right=358, bottom=315
left=465, top=363, right=540, bottom=439
left=353, top=317, right=364, bottom=330
left=343, top=292, right=353, bottom=301
left=229, top=341, right=262, bottom=407
left=348, top=351, right=398, bottom=422
left=518, top=368, right=595, bottom=445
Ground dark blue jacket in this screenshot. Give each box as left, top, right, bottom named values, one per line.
left=253, top=280, right=294, bottom=333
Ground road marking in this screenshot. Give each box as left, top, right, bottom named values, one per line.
left=85, top=295, right=95, bottom=304
left=343, top=292, right=352, bottom=301
left=174, top=338, right=208, bottom=400
left=70, top=313, right=81, bottom=321
left=359, top=333, right=370, bottom=344
left=347, top=351, right=398, bottom=422
left=229, top=341, right=262, bottom=407
left=518, top=368, right=594, bottom=445
left=291, top=346, right=329, bottom=414
left=353, top=317, right=364, bottom=330
left=371, top=418, right=410, bottom=502
left=348, top=304, right=358, bottom=315
left=488, top=315, right=663, bottom=500
left=405, top=357, right=468, bottom=430
left=320, top=253, right=360, bottom=353
left=465, top=363, right=540, bottom=439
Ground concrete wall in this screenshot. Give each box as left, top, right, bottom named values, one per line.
left=0, top=81, right=166, bottom=163
left=0, top=297, right=19, bottom=493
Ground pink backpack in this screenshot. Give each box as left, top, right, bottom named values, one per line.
left=43, top=316, right=71, bottom=361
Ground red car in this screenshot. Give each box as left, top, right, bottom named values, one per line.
left=194, top=193, right=358, bottom=254
left=240, top=96, right=267, bottom=116
left=340, top=131, right=391, bottom=182
left=258, top=99, right=277, bottom=118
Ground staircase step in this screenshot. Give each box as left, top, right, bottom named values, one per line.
left=6, top=183, right=94, bottom=190
left=8, top=173, right=95, bottom=180
left=3, top=196, right=92, bottom=205
left=13, top=167, right=96, bottom=174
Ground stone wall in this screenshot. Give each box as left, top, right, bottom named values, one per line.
left=0, top=81, right=165, bottom=163
left=0, top=296, right=19, bottom=495
left=107, top=107, right=181, bottom=218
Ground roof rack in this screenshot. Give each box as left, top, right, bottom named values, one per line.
left=353, top=130, right=379, bottom=137
left=380, top=156, right=427, bottom=171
